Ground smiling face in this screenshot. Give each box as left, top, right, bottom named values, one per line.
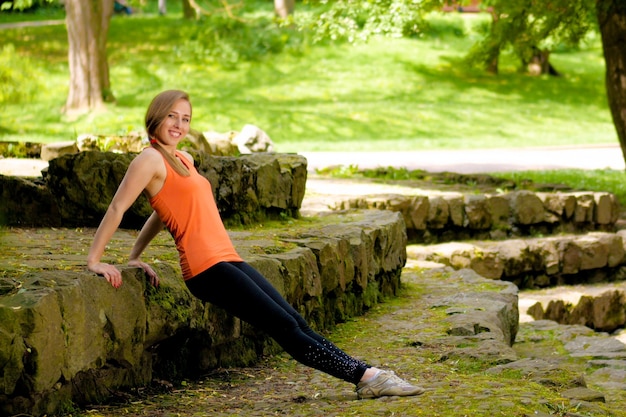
left=155, top=99, right=192, bottom=147
left=145, top=90, right=192, bottom=147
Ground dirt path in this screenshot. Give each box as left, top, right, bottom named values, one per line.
left=1, top=144, right=624, bottom=178
left=71, top=267, right=626, bottom=417
left=0, top=19, right=64, bottom=29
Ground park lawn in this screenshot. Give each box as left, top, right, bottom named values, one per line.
left=0, top=7, right=618, bottom=152
left=493, top=168, right=626, bottom=207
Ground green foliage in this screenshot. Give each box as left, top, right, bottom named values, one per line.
left=176, top=14, right=306, bottom=69
left=303, top=0, right=599, bottom=75
left=300, top=0, right=436, bottom=42
left=0, top=140, right=39, bottom=157
left=0, top=44, right=43, bottom=104
left=467, top=0, right=597, bottom=69
left=420, top=11, right=472, bottom=38
left=316, top=164, right=361, bottom=177
left=0, top=0, right=50, bottom=11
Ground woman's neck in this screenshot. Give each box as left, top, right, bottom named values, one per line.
left=154, top=142, right=177, bottom=157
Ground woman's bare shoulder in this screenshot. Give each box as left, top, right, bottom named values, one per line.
left=134, top=147, right=163, bottom=162
left=127, top=147, right=164, bottom=172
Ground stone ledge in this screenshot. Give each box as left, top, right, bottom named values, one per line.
left=527, top=288, right=626, bottom=333
left=0, top=151, right=307, bottom=228
left=303, top=178, right=620, bottom=243
left=408, top=231, right=626, bottom=289
left=0, top=210, right=406, bottom=417
left=400, top=267, right=519, bottom=366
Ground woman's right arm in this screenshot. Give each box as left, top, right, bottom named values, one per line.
left=87, top=151, right=160, bottom=288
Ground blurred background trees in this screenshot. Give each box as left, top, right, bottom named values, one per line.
left=1, top=0, right=624, bottom=164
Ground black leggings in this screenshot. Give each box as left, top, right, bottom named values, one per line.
left=185, top=261, right=370, bottom=385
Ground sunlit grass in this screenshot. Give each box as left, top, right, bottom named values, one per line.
left=0, top=4, right=618, bottom=152
left=323, top=164, right=626, bottom=210
left=494, top=168, right=626, bottom=206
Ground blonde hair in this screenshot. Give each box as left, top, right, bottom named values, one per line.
left=145, top=90, right=192, bottom=177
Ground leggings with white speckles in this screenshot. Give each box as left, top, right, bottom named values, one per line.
left=185, top=261, right=370, bottom=385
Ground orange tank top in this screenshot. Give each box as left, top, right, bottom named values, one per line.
left=149, top=151, right=242, bottom=280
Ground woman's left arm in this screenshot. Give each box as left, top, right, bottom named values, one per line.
left=87, top=151, right=159, bottom=288
left=128, top=211, right=164, bottom=287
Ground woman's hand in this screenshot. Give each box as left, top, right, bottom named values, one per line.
left=128, top=259, right=160, bottom=287
left=88, top=262, right=123, bottom=288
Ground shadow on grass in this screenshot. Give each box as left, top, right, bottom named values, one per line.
left=0, top=125, right=14, bottom=135
left=406, top=54, right=608, bottom=109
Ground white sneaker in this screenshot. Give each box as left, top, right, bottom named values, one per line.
left=356, top=370, right=425, bottom=399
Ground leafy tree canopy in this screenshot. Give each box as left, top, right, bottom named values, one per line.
left=301, top=0, right=599, bottom=70
left=1, top=0, right=52, bottom=11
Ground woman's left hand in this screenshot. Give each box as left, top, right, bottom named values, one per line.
left=128, top=259, right=160, bottom=287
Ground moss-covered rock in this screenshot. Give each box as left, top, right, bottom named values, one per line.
left=0, top=210, right=406, bottom=416
left=0, top=151, right=307, bottom=228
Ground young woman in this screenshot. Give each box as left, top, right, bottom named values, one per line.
left=87, top=89, right=424, bottom=399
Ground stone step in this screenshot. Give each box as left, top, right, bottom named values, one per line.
left=402, top=264, right=626, bottom=411
left=406, top=230, right=626, bottom=290
left=404, top=238, right=626, bottom=410
left=303, top=177, right=621, bottom=244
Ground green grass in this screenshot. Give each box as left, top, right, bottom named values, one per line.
left=323, top=164, right=626, bottom=211
left=0, top=4, right=617, bottom=152
left=0, top=3, right=65, bottom=23
left=493, top=168, right=626, bottom=206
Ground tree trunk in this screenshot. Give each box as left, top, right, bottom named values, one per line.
left=182, top=0, right=195, bottom=19
left=526, top=48, right=560, bottom=76
left=274, top=0, right=294, bottom=19
left=64, top=0, right=115, bottom=114
left=158, top=0, right=167, bottom=15
left=597, top=0, right=626, bottom=168
left=485, top=9, right=500, bottom=74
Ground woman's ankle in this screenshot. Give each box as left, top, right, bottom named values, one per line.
left=360, top=367, right=381, bottom=383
